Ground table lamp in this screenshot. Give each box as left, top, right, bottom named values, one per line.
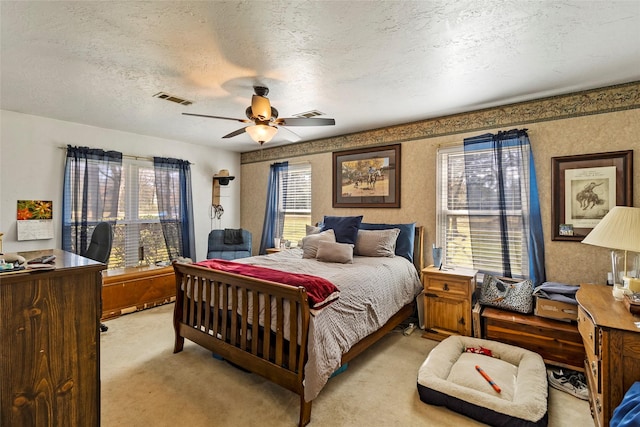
left=582, top=206, right=640, bottom=301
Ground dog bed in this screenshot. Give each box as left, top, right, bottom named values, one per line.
left=417, top=335, right=548, bottom=427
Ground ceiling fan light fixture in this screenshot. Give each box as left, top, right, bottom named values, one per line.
left=246, top=124, right=277, bottom=145
left=251, top=95, right=271, bottom=120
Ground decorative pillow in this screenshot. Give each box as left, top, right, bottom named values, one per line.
left=322, top=215, right=363, bottom=245
left=479, top=274, right=534, bottom=314
left=301, top=229, right=336, bottom=259
left=306, top=224, right=322, bottom=235
left=316, top=241, right=354, bottom=264
left=359, top=222, right=416, bottom=262
left=354, top=228, right=400, bottom=257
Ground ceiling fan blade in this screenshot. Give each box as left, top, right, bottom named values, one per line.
left=276, top=126, right=302, bottom=142
left=222, top=127, right=247, bottom=139
left=183, top=112, right=251, bottom=123
left=275, top=117, right=336, bottom=126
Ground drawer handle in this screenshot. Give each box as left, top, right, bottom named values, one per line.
left=589, top=332, right=593, bottom=341
left=595, top=397, right=602, bottom=413
left=591, top=361, right=597, bottom=377
left=443, top=283, right=449, bottom=291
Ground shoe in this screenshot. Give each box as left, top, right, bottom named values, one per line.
left=547, top=368, right=589, bottom=400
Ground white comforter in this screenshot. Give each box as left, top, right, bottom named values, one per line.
left=235, top=248, right=422, bottom=401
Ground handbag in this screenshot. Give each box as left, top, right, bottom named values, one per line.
left=479, top=274, right=534, bottom=314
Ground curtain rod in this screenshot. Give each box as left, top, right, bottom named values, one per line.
left=58, top=146, right=194, bottom=164
left=437, top=128, right=531, bottom=149
left=288, top=160, right=310, bottom=165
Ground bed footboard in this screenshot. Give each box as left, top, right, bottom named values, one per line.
left=172, top=261, right=312, bottom=426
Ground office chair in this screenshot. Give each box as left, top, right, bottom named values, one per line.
left=82, top=222, right=113, bottom=332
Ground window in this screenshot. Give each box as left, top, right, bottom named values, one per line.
left=63, top=147, right=192, bottom=270
left=111, top=159, right=169, bottom=268
left=280, top=163, right=312, bottom=245
left=437, top=145, right=529, bottom=277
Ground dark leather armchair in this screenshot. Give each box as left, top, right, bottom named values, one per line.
left=206, top=229, right=252, bottom=260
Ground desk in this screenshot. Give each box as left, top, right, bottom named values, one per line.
left=0, top=249, right=105, bottom=427
left=576, top=283, right=640, bottom=427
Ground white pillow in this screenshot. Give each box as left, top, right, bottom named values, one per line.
left=316, top=241, right=354, bottom=264
left=354, top=228, right=400, bottom=257
left=299, top=224, right=323, bottom=248
left=306, top=224, right=322, bottom=235
left=301, top=229, right=336, bottom=259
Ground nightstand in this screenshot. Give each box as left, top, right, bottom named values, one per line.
left=421, top=266, right=477, bottom=341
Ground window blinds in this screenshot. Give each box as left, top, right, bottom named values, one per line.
left=437, top=145, right=529, bottom=276
left=280, top=163, right=312, bottom=245
left=112, top=159, right=169, bottom=268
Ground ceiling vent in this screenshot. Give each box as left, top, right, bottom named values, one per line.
left=153, top=92, right=193, bottom=106
left=293, top=110, right=324, bottom=118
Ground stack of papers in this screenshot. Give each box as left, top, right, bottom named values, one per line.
left=26, top=263, right=56, bottom=271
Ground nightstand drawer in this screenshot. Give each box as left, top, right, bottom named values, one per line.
left=578, top=306, right=598, bottom=356
left=426, top=278, right=469, bottom=296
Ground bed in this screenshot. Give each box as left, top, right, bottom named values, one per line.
left=172, top=224, right=424, bottom=426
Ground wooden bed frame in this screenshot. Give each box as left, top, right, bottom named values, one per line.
left=173, top=226, right=423, bottom=426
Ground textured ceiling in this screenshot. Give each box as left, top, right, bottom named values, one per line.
left=1, top=1, right=639, bottom=153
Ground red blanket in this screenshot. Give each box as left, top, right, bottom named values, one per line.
left=195, top=259, right=340, bottom=311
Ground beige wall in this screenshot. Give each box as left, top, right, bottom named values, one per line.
left=241, top=84, right=640, bottom=286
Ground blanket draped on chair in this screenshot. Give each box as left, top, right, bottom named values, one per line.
left=223, top=228, right=244, bottom=245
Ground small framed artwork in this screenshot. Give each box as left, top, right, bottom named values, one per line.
left=551, top=150, right=633, bottom=241
left=559, top=224, right=574, bottom=236
left=333, top=144, right=401, bottom=208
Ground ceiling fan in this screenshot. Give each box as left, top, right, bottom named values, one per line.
left=183, top=86, right=336, bottom=145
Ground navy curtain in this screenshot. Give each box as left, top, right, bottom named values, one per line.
left=259, top=161, right=289, bottom=255
left=463, top=129, right=546, bottom=286
left=62, top=145, right=122, bottom=256
left=153, top=157, right=195, bottom=260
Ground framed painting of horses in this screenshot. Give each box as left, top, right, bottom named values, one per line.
left=551, top=150, right=633, bottom=241
left=333, top=144, right=401, bottom=208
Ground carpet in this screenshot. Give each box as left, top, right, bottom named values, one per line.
left=100, top=303, right=594, bottom=426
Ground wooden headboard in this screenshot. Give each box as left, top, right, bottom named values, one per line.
left=413, top=226, right=424, bottom=273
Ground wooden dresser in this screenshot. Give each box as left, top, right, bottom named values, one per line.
left=422, top=266, right=477, bottom=341
left=0, top=249, right=105, bottom=427
left=576, top=283, right=640, bottom=427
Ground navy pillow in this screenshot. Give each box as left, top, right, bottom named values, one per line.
left=322, top=215, right=363, bottom=245
left=359, top=222, right=416, bottom=263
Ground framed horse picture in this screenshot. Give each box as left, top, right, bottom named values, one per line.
left=551, top=150, right=633, bottom=241
left=332, top=144, right=401, bottom=208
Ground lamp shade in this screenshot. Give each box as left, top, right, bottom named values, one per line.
left=582, top=206, right=640, bottom=252
left=246, top=124, right=277, bottom=145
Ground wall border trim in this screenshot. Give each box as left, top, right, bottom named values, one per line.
left=241, top=81, right=640, bottom=164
